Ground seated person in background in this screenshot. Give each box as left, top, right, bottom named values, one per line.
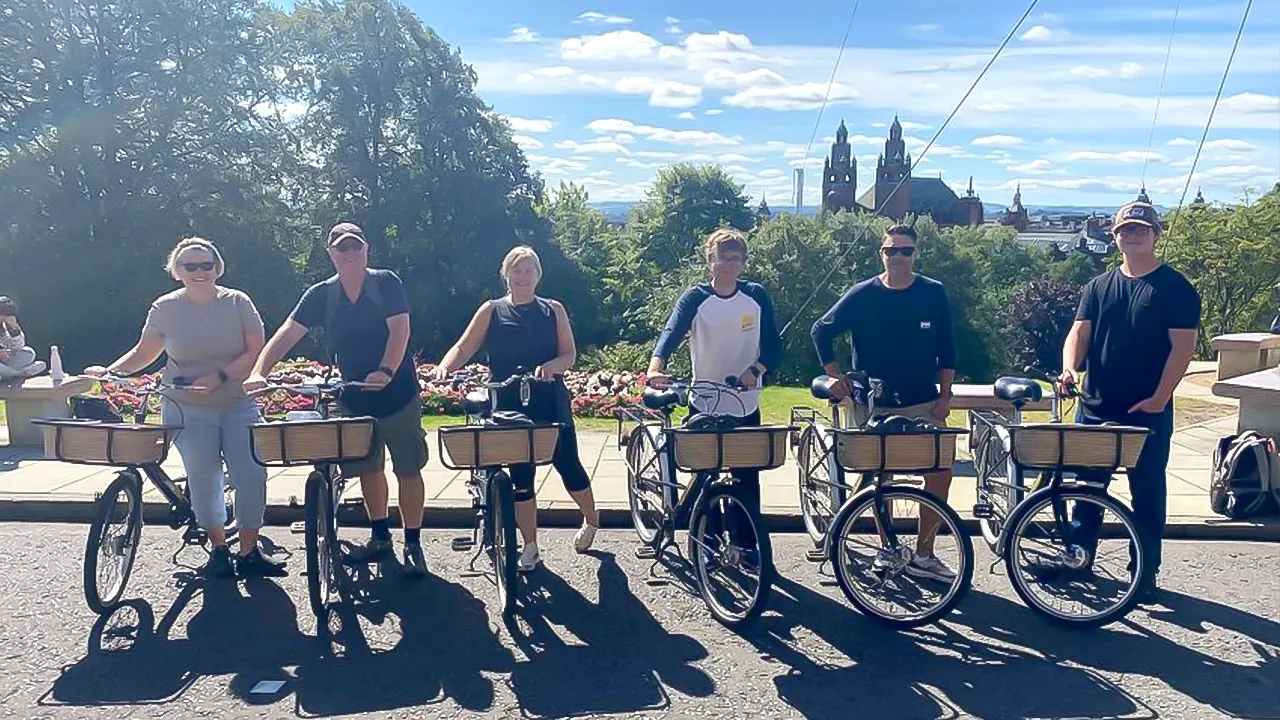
left=0, top=296, right=46, bottom=380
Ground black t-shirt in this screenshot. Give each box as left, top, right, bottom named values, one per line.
left=290, top=269, right=417, bottom=418
left=1075, top=265, right=1201, bottom=419
left=811, top=274, right=956, bottom=408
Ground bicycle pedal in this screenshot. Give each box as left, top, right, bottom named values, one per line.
left=972, top=503, right=994, bottom=519
left=645, top=577, right=670, bottom=587
left=634, top=546, right=658, bottom=560
left=450, top=537, right=475, bottom=551
left=290, top=520, right=306, bottom=534
left=805, top=548, right=828, bottom=563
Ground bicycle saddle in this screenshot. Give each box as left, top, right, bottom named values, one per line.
left=642, top=387, right=681, bottom=410
left=463, top=390, right=490, bottom=417
left=488, top=411, right=534, bottom=427
left=994, top=377, right=1043, bottom=405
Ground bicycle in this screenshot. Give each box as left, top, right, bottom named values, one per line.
left=617, top=376, right=789, bottom=627
left=436, top=367, right=562, bottom=617
left=247, top=380, right=378, bottom=619
left=33, top=374, right=236, bottom=614
left=790, top=371, right=974, bottom=628
left=968, top=367, right=1152, bottom=627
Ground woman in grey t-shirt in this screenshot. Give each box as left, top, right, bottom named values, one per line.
left=86, top=238, right=283, bottom=579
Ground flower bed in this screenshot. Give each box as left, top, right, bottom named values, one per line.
left=83, top=359, right=648, bottom=420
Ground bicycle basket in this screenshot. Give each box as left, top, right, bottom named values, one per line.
left=32, top=418, right=178, bottom=466
left=250, top=416, right=376, bottom=466
left=1008, top=423, right=1149, bottom=470
left=834, top=425, right=964, bottom=474
left=666, top=425, right=792, bottom=472
left=437, top=423, right=561, bottom=470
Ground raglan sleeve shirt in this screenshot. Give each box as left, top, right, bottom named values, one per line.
left=652, top=286, right=706, bottom=362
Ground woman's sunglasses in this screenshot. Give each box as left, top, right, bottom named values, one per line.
left=881, top=246, right=916, bottom=257
left=182, top=261, right=217, bottom=272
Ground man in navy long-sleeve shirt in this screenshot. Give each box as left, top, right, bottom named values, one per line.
left=810, top=224, right=958, bottom=582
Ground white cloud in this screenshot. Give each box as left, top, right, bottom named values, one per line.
left=722, top=82, right=859, bottom=111
left=561, top=30, right=659, bottom=60
left=717, top=153, right=759, bottom=163
left=1222, top=93, right=1279, bottom=113
left=1118, top=62, right=1144, bottom=79
left=1203, top=139, right=1257, bottom=152
left=703, top=67, right=787, bottom=88
left=1167, top=137, right=1196, bottom=147
left=615, top=76, right=703, bottom=108
left=586, top=118, right=740, bottom=146
left=532, top=157, right=589, bottom=175
left=1019, top=25, right=1064, bottom=42
left=665, top=16, right=681, bottom=34
left=503, top=116, right=553, bottom=133
left=634, top=150, right=683, bottom=159
left=574, top=11, right=632, bottom=25
left=616, top=158, right=667, bottom=169
left=1069, top=66, right=1109, bottom=78
left=900, top=120, right=932, bottom=131
left=1066, top=150, right=1165, bottom=163
left=578, top=74, right=608, bottom=86
left=971, top=134, right=1025, bottom=147
left=1007, top=159, right=1056, bottom=174
left=683, top=31, right=753, bottom=54
left=502, top=26, right=539, bottom=43
left=705, top=108, right=724, bottom=116
left=911, top=23, right=941, bottom=35
left=676, top=111, right=695, bottom=120
left=512, top=135, right=543, bottom=150
left=516, top=66, right=574, bottom=83
left=554, top=139, right=631, bottom=154
left=665, top=16, right=679, bottom=23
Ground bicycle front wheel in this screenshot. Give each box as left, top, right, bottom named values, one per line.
left=84, top=470, right=144, bottom=614
left=304, top=470, right=337, bottom=618
left=797, top=425, right=841, bottom=546
left=625, top=424, right=668, bottom=547
left=688, top=482, right=774, bottom=627
left=488, top=471, right=519, bottom=616
left=830, top=485, right=974, bottom=628
left=1004, top=488, right=1146, bottom=628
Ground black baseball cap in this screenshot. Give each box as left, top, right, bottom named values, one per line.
left=326, top=222, right=366, bottom=246
left=1113, top=201, right=1161, bottom=231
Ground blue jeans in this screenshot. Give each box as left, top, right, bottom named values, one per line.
left=162, top=397, right=268, bottom=531
left=1072, top=404, right=1175, bottom=578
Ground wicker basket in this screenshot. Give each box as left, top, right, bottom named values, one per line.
left=834, top=427, right=964, bottom=473
left=438, top=424, right=561, bottom=469
left=32, top=418, right=177, bottom=466
left=1008, top=423, right=1149, bottom=470
left=667, top=425, right=792, bottom=472
left=250, top=417, right=376, bottom=466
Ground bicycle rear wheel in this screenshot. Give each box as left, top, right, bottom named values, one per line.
left=975, top=430, right=1020, bottom=551
left=304, top=470, right=337, bottom=618
left=830, top=485, right=974, bottom=628
left=488, top=471, right=519, bottom=616
left=84, top=470, right=144, bottom=614
left=688, top=482, right=774, bottom=627
left=797, top=425, right=841, bottom=546
left=1004, top=488, right=1145, bottom=628
left=625, top=424, right=668, bottom=546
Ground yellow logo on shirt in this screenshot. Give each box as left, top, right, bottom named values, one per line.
left=741, top=314, right=756, bottom=331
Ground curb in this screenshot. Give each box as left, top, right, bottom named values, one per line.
left=3, top=496, right=1277, bottom=542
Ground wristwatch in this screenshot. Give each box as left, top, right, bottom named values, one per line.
left=377, top=366, right=395, bottom=377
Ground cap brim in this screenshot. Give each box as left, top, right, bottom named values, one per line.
left=328, top=232, right=366, bottom=246
left=1114, top=219, right=1155, bottom=229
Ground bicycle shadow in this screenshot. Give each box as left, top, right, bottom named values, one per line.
left=953, top=586, right=1280, bottom=719
left=738, top=575, right=1150, bottom=720
left=40, top=573, right=311, bottom=708
left=502, top=551, right=716, bottom=719
left=290, top=558, right=516, bottom=717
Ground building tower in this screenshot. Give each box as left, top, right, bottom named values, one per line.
left=957, top=176, right=985, bottom=227
left=1136, top=186, right=1151, bottom=203
left=821, top=120, right=858, bottom=213
left=1190, top=188, right=1208, bottom=210
left=793, top=168, right=804, bottom=213
left=1001, top=183, right=1030, bottom=232
left=756, top=193, right=772, bottom=222
left=873, top=115, right=912, bottom=219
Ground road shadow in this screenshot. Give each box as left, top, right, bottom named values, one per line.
left=290, top=557, right=515, bottom=717
left=953, top=586, right=1280, bottom=720
left=40, top=572, right=311, bottom=707
left=739, top=575, right=1150, bottom=720
left=503, top=551, right=716, bottom=719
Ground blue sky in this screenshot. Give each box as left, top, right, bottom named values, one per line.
left=410, top=0, right=1280, bottom=208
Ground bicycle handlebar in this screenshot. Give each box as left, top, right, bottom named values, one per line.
left=1023, top=365, right=1081, bottom=399
left=247, top=380, right=379, bottom=398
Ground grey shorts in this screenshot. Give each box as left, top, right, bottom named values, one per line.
left=338, top=397, right=428, bottom=479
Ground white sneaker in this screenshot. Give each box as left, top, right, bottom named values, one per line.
left=906, top=553, right=957, bottom=582
left=573, top=523, right=598, bottom=554
left=518, top=543, right=541, bottom=573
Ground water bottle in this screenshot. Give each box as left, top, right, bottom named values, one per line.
left=49, top=345, right=65, bottom=383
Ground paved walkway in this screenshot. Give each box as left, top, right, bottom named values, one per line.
left=2, top=412, right=1275, bottom=538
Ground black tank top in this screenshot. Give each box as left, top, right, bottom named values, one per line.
left=486, top=297, right=565, bottom=412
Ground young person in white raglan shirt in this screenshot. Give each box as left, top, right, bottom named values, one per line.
left=646, top=228, right=783, bottom=548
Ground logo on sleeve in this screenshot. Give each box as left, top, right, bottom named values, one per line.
left=741, top=314, right=757, bottom=331
left=920, top=320, right=932, bottom=330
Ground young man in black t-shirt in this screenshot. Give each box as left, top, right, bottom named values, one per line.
left=811, top=224, right=958, bottom=582
left=1059, top=201, right=1200, bottom=600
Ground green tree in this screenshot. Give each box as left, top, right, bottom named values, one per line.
left=628, top=164, right=754, bottom=272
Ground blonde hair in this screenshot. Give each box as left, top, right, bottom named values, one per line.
left=500, top=245, right=543, bottom=285
left=704, top=227, right=748, bottom=260
left=165, top=237, right=225, bottom=280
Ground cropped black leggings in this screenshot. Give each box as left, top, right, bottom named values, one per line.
left=502, top=387, right=592, bottom=503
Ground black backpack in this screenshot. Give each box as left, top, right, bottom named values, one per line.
left=1209, top=431, right=1278, bottom=519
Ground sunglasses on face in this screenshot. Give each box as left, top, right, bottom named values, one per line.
left=881, top=246, right=916, bottom=257
left=181, top=261, right=216, bottom=272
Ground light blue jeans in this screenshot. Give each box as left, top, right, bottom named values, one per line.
left=161, top=397, right=268, bottom=530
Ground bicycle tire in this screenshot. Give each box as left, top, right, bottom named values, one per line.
left=84, top=470, right=144, bottom=614
left=797, top=425, right=841, bottom=545
left=488, top=471, right=519, bottom=616
left=829, top=485, right=974, bottom=628
left=625, top=424, right=667, bottom=547
left=688, top=482, right=774, bottom=627
left=975, top=431, right=1013, bottom=551
left=1003, top=488, right=1146, bottom=628
left=304, top=470, right=336, bottom=618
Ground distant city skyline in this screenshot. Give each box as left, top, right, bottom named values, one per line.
left=415, top=0, right=1280, bottom=207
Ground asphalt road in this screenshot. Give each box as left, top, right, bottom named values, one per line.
left=0, top=523, right=1277, bottom=720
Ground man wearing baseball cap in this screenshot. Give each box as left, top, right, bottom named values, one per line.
left=1058, top=200, right=1201, bottom=601
left=246, top=222, right=429, bottom=577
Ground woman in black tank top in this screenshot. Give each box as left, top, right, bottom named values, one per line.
left=432, top=246, right=599, bottom=572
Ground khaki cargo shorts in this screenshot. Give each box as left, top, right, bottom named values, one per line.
left=338, top=397, right=429, bottom=479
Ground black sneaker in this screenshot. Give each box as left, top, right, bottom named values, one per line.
left=344, top=536, right=394, bottom=565
left=236, top=547, right=288, bottom=577
left=1136, top=575, right=1164, bottom=605
left=205, top=545, right=236, bottom=579
left=402, top=543, right=427, bottom=578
